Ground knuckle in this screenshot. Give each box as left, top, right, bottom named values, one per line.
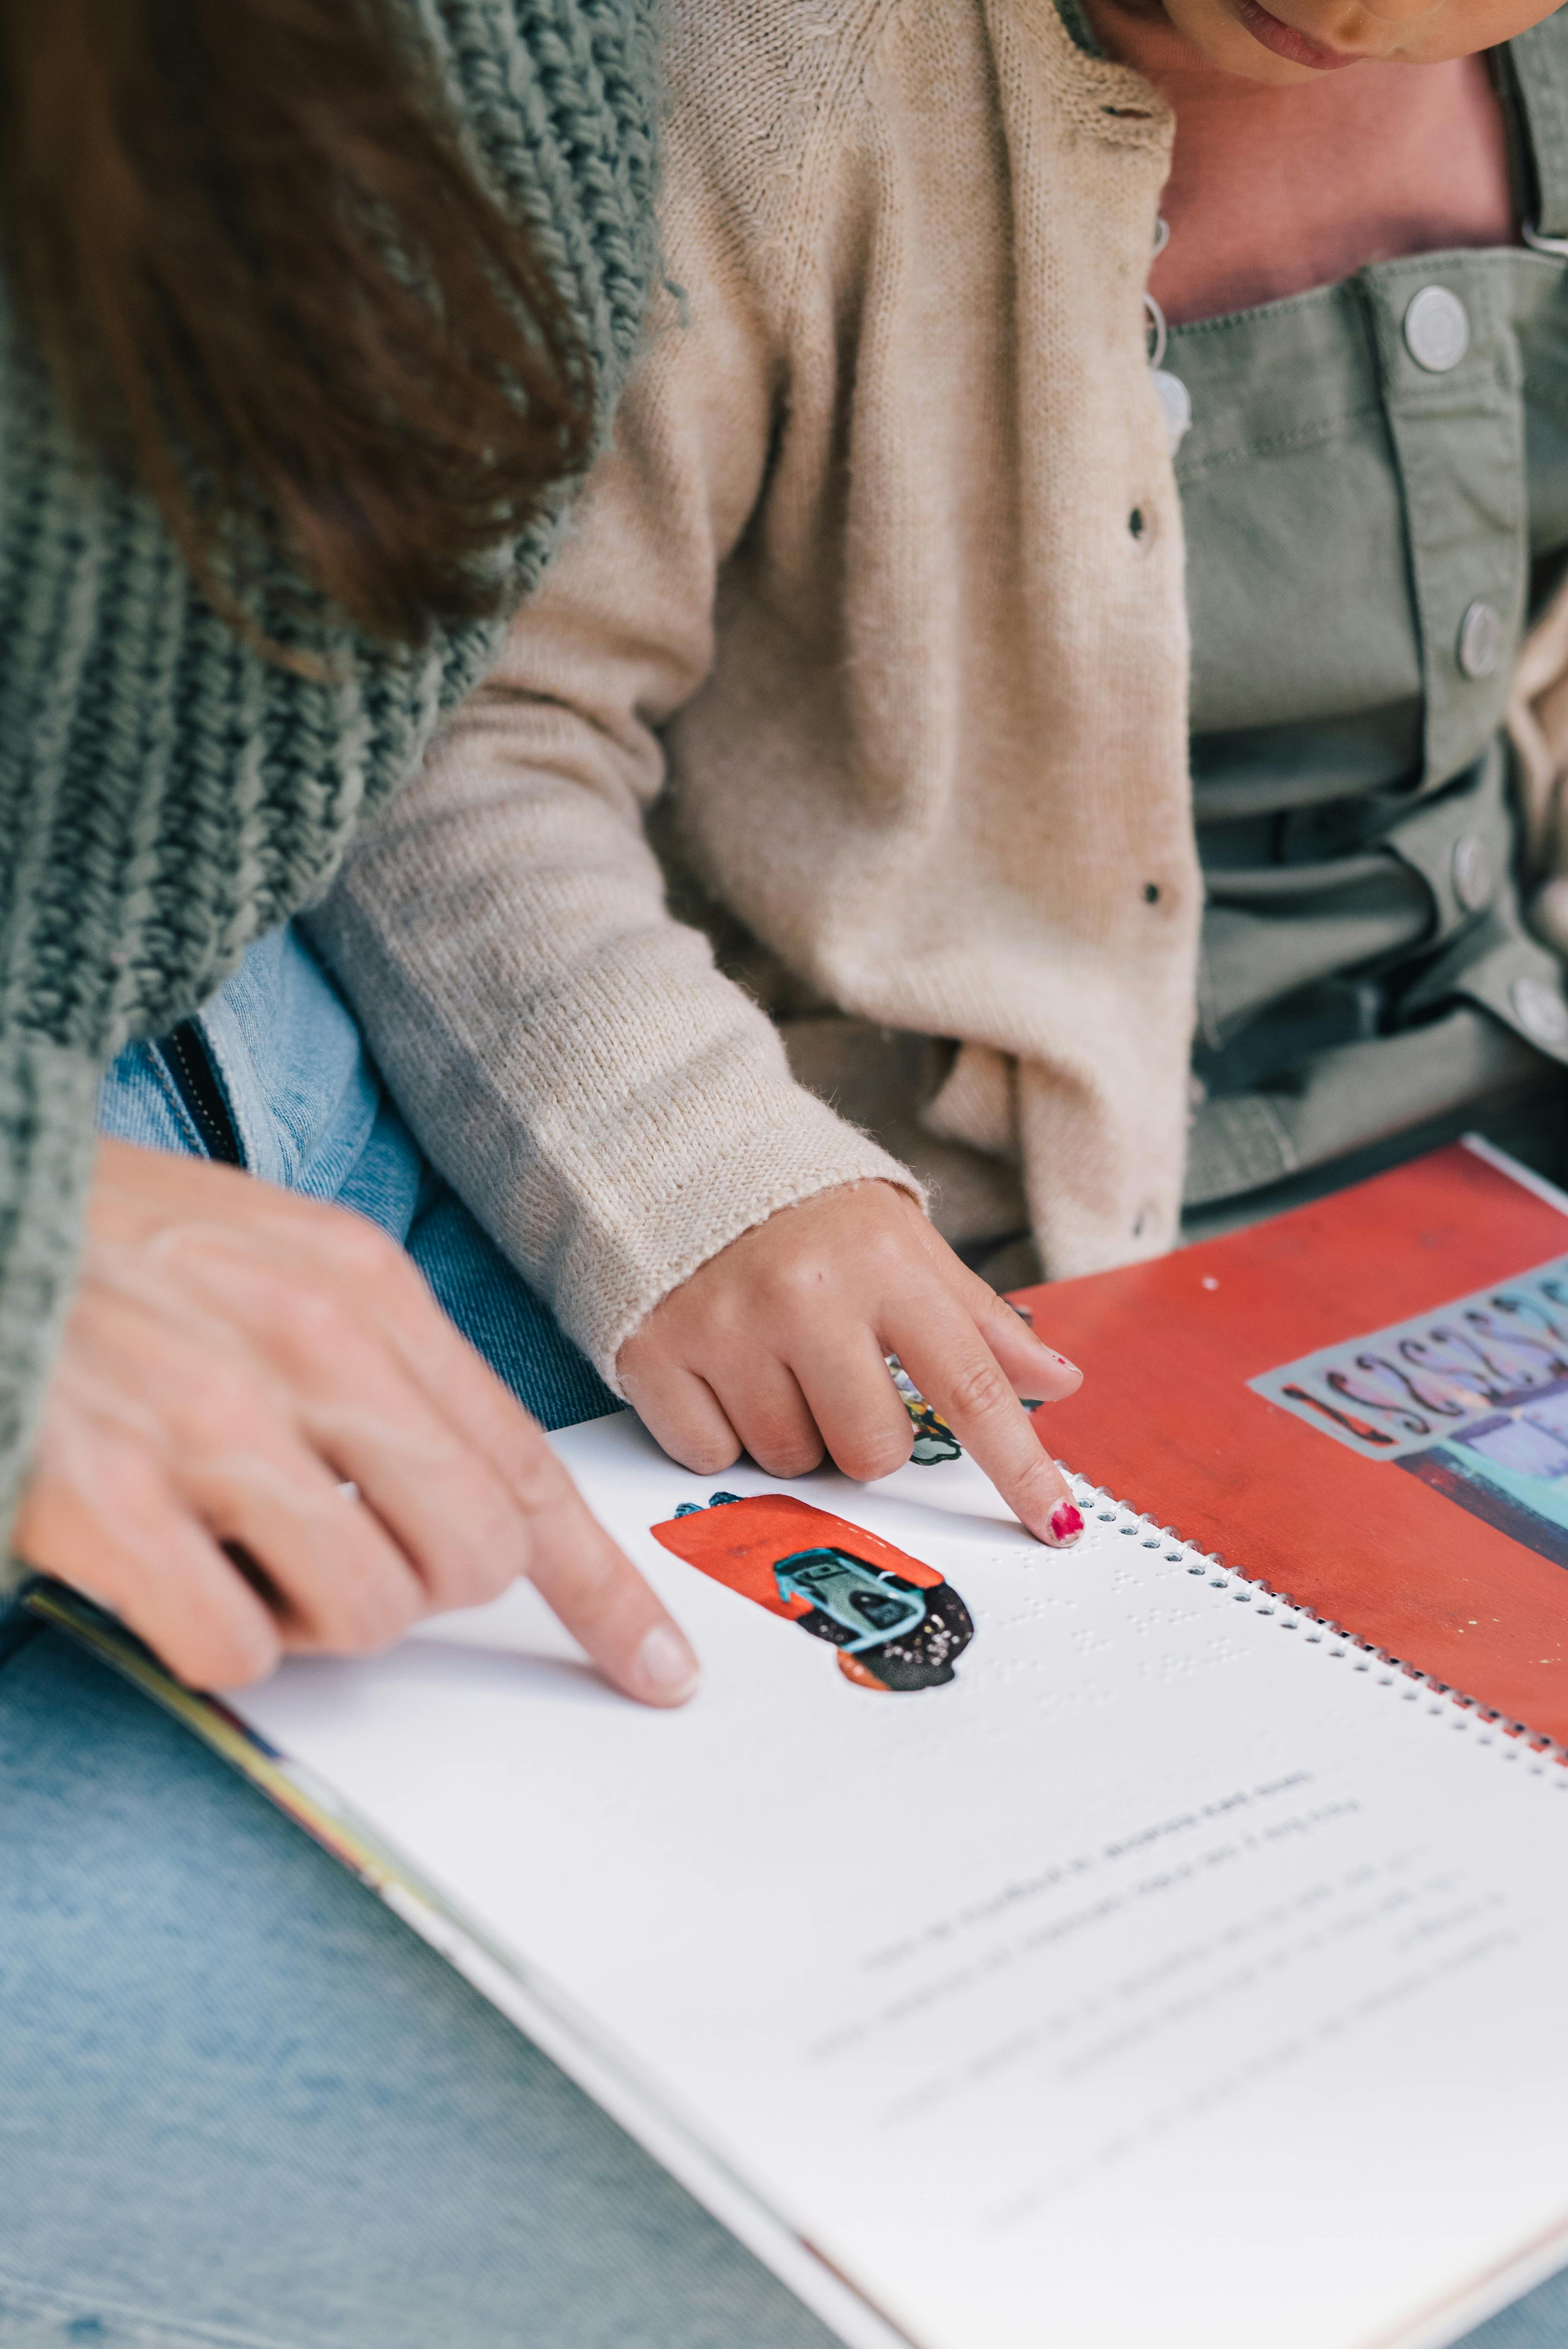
left=448, top=1552, right=519, bottom=1610
left=231, top=1261, right=328, bottom=1353
left=763, top=1253, right=828, bottom=1311
left=859, top=1221, right=913, bottom=1282
left=505, top=1437, right=574, bottom=1516
left=668, top=1431, right=742, bottom=1480
left=427, top=1516, right=520, bottom=1611
left=172, top=1366, right=260, bottom=1450
left=943, top=1356, right=1014, bottom=1421
left=752, top=1434, right=826, bottom=1481
left=836, top=1426, right=912, bottom=1484
left=278, top=1281, right=357, bottom=1353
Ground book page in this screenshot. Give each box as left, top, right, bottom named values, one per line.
left=234, top=1412, right=1568, bottom=2349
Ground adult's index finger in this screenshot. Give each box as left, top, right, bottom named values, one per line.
left=520, top=1459, right=702, bottom=1707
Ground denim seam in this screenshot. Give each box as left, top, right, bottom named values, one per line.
left=141, top=1044, right=209, bottom=1160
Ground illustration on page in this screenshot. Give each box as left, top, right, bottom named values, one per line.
left=1253, top=1250, right=1568, bottom=1567
left=652, top=1492, right=975, bottom=1691
left=887, top=1358, right=964, bottom=1465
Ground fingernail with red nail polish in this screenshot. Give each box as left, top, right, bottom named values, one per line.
left=1047, top=1499, right=1083, bottom=1545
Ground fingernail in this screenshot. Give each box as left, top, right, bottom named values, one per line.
left=637, top=1622, right=700, bottom=1702
left=1046, top=1499, right=1083, bottom=1546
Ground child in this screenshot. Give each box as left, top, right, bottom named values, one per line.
left=321, top=0, right=1568, bottom=1546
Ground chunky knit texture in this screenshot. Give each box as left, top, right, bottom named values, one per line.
left=0, top=0, right=658, bottom=1558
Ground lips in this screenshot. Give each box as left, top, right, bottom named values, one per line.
left=1233, top=0, right=1363, bottom=69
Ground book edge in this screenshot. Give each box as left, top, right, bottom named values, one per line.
left=21, top=1581, right=916, bottom=2349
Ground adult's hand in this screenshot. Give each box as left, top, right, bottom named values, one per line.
left=617, top=1180, right=1085, bottom=1544
left=13, top=1138, right=699, bottom=1702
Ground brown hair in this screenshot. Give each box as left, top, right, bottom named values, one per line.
left=0, top=0, right=595, bottom=644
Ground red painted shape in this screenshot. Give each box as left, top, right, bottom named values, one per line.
left=1048, top=1500, right=1084, bottom=1544
left=1009, top=1145, right=1568, bottom=1741
left=651, top=1492, right=943, bottom=1619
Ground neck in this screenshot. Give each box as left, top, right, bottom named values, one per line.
left=1083, top=0, right=1518, bottom=322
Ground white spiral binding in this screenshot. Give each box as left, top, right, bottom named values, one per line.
left=1058, top=1472, right=1568, bottom=1782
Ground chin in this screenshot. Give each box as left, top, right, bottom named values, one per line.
left=1167, top=0, right=1341, bottom=77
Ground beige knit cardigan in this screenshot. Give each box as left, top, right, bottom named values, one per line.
left=314, top=0, right=1568, bottom=1386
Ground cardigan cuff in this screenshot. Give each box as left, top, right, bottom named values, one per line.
left=551, top=1085, right=925, bottom=1390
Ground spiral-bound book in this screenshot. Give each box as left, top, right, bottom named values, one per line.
left=1022, top=1133, right=1568, bottom=1744
left=34, top=1136, right=1568, bottom=2349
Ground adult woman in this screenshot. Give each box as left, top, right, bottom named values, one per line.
left=0, top=0, right=705, bottom=1703
left=0, top=4, right=832, bottom=2341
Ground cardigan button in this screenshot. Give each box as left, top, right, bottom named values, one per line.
left=1404, top=285, right=1470, bottom=373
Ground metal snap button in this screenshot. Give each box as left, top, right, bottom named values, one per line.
left=1452, top=832, right=1494, bottom=911
left=1404, top=285, right=1470, bottom=373
left=1456, top=598, right=1502, bottom=679
left=1512, top=974, right=1568, bottom=1046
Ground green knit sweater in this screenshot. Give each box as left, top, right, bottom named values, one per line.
left=0, top=0, right=658, bottom=1558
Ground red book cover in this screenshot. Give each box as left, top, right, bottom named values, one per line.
left=1012, top=1140, right=1568, bottom=1744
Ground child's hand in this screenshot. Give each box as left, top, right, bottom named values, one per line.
left=616, top=1182, right=1086, bottom=1544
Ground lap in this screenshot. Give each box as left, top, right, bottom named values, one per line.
left=97, top=924, right=615, bottom=1429
left=0, top=1625, right=837, bottom=2349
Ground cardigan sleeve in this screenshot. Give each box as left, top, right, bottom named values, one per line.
left=308, top=140, right=918, bottom=1386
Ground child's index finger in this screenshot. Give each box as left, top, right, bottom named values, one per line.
left=888, top=1302, right=1084, bottom=1546
left=975, top=1290, right=1085, bottom=1400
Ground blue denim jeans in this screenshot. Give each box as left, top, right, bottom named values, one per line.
left=2, top=931, right=1565, bottom=2347
left=0, top=927, right=833, bottom=2346
left=95, top=924, right=614, bottom=1431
